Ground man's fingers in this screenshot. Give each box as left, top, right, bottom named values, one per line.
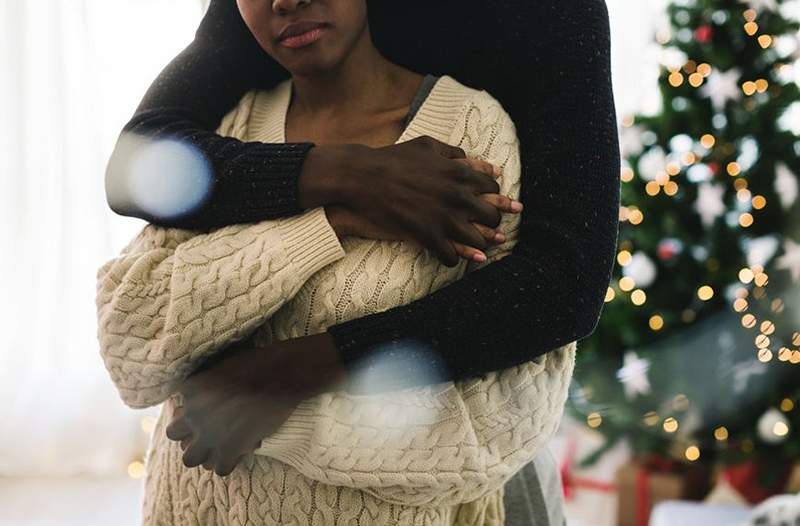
left=202, top=451, right=216, bottom=471
left=166, top=414, right=193, bottom=442
left=214, top=452, right=246, bottom=477
left=424, top=136, right=465, bottom=159
left=479, top=193, right=523, bottom=214
left=453, top=242, right=486, bottom=263
left=454, top=158, right=501, bottom=179
left=182, top=439, right=211, bottom=469
left=472, top=222, right=505, bottom=244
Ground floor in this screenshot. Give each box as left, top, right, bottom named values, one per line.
left=0, top=477, right=143, bottom=526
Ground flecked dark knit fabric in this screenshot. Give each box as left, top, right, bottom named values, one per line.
left=107, top=0, right=620, bottom=393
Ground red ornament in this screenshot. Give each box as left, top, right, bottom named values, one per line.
left=708, top=161, right=720, bottom=175
left=694, top=25, right=713, bottom=44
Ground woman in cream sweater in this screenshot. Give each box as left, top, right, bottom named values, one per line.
left=96, top=0, right=576, bottom=524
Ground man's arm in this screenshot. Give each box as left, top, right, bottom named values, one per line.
left=326, top=0, right=621, bottom=390
left=105, top=0, right=313, bottom=229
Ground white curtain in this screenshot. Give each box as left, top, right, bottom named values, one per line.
left=0, top=0, right=662, bottom=477
left=0, top=0, right=205, bottom=477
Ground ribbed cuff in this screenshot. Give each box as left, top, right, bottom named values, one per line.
left=277, top=206, right=346, bottom=279
left=212, top=142, right=315, bottom=222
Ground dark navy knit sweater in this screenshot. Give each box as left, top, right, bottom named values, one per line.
left=106, top=0, right=620, bottom=393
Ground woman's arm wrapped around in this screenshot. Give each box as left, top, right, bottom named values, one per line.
left=95, top=206, right=345, bottom=409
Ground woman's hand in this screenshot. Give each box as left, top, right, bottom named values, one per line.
left=298, top=136, right=521, bottom=267
left=165, top=333, right=345, bottom=477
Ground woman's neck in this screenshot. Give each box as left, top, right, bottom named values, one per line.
left=288, top=30, right=408, bottom=121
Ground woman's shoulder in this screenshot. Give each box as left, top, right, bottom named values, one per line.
left=216, top=80, right=292, bottom=140
left=435, top=75, right=518, bottom=138
left=437, top=75, right=512, bottom=117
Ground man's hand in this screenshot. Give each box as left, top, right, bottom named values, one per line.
left=298, top=137, right=522, bottom=267
left=165, top=333, right=345, bottom=477
left=325, top=157, right=521, bottom=263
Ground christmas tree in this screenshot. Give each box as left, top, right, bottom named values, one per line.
left=569, top=0, right=800, bottom=479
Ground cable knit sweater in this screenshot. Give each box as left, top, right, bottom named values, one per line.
left=96, top=75, right=576, bottom=525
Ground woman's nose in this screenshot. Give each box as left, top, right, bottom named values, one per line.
left=272, top=0, right=311, bottom=14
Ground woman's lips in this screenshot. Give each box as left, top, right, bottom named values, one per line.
left=280, top=26, right=327, bottom=49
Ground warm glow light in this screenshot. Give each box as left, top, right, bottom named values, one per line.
left=700, top=134, right=716, bottom=148
left=760, top=321, right=775, bottom=335
left=643, top=411, right=660, bottom=426
left=688, top=73, right=704, bottom=87
left=664, top=181, right=679, bottom=196
left=128, top=461, right=146, bottom=479
left=669, top=71, right=684, bottom=87
left=779, top=347, right=792, bottom=361
left=666, top=162, right=681, bottom=176
left=744, top=21, right=759, bottom=36
left=734, top=298, right=749, bottom=312
left=697, top=285, right=714, bottom=301
left=755, top=334, right=771, bottom=349
left=752, top=195, right=767, bottom=209
left=697, top=63, right=712, bottom=77
left=740, top=213, right=754, bottom=227
left=758, top=349, right=773, bottom=362
left=727, top=162, right=742, bottom=176
left=605, top=287, right=616, bottom=303
left=618, top=250, right=633, bottom=266
left=621, top=167, right=635, bottom=182
left=646, top=181, right=661, bottom=196
left=631, top=289, right=647, bottom=306
left=649, top=315, right=664, bottom=331
left=628, top=209, right=644, bottom=225
left=737, top=189, right=753, bottom=203
left=755, top=78, right=769, bottom=92
left=754, top=272, right=769, bottom=287
left=734, top=178, right=749, bottom=190
left=793, top=332, right=800, bottom=346
left=742, top=81, right=757, bottom=96
left=739, top=268, right=755, bottom=283
left=685, top=445, right=701, bottom=462
left=743, top=9, right=757, bottom=22
left=714, top=426, right=729, bottom=441
left=663, top=417, right=679, bottom=433
left=758, top=35, right=773, bottom=49
left=781, top=399, right=795, bottom=412
left=619, top=277, right=636, bottom=292
left=773, top=421, right=789, bottom=437
left=742, top=314, right=757, bottom=329
left=587, top=412, right=602, bottom=428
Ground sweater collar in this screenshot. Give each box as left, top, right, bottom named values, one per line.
left=247, top=74, right=471, bottom=146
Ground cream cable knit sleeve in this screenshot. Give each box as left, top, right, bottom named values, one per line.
left=95, top=207, right=346, bottom=408
left=250, top=94, right=576, bottom=508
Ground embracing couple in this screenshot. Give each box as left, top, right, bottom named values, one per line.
left=96, top=0, right=620, bottom=524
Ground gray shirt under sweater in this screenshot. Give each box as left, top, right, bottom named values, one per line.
left=404, top=74, right=566, bottom=526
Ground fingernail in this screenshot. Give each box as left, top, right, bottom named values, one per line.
left=511, top=201, right=524, bottom=212
left=494, top=232, right=506, bottom=242
left=473, top=252, right=487, bottom=263
left=494, top=166, right=502, bottom=177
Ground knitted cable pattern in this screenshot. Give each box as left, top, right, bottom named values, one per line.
left=96, top=75, right=575, bottom=525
